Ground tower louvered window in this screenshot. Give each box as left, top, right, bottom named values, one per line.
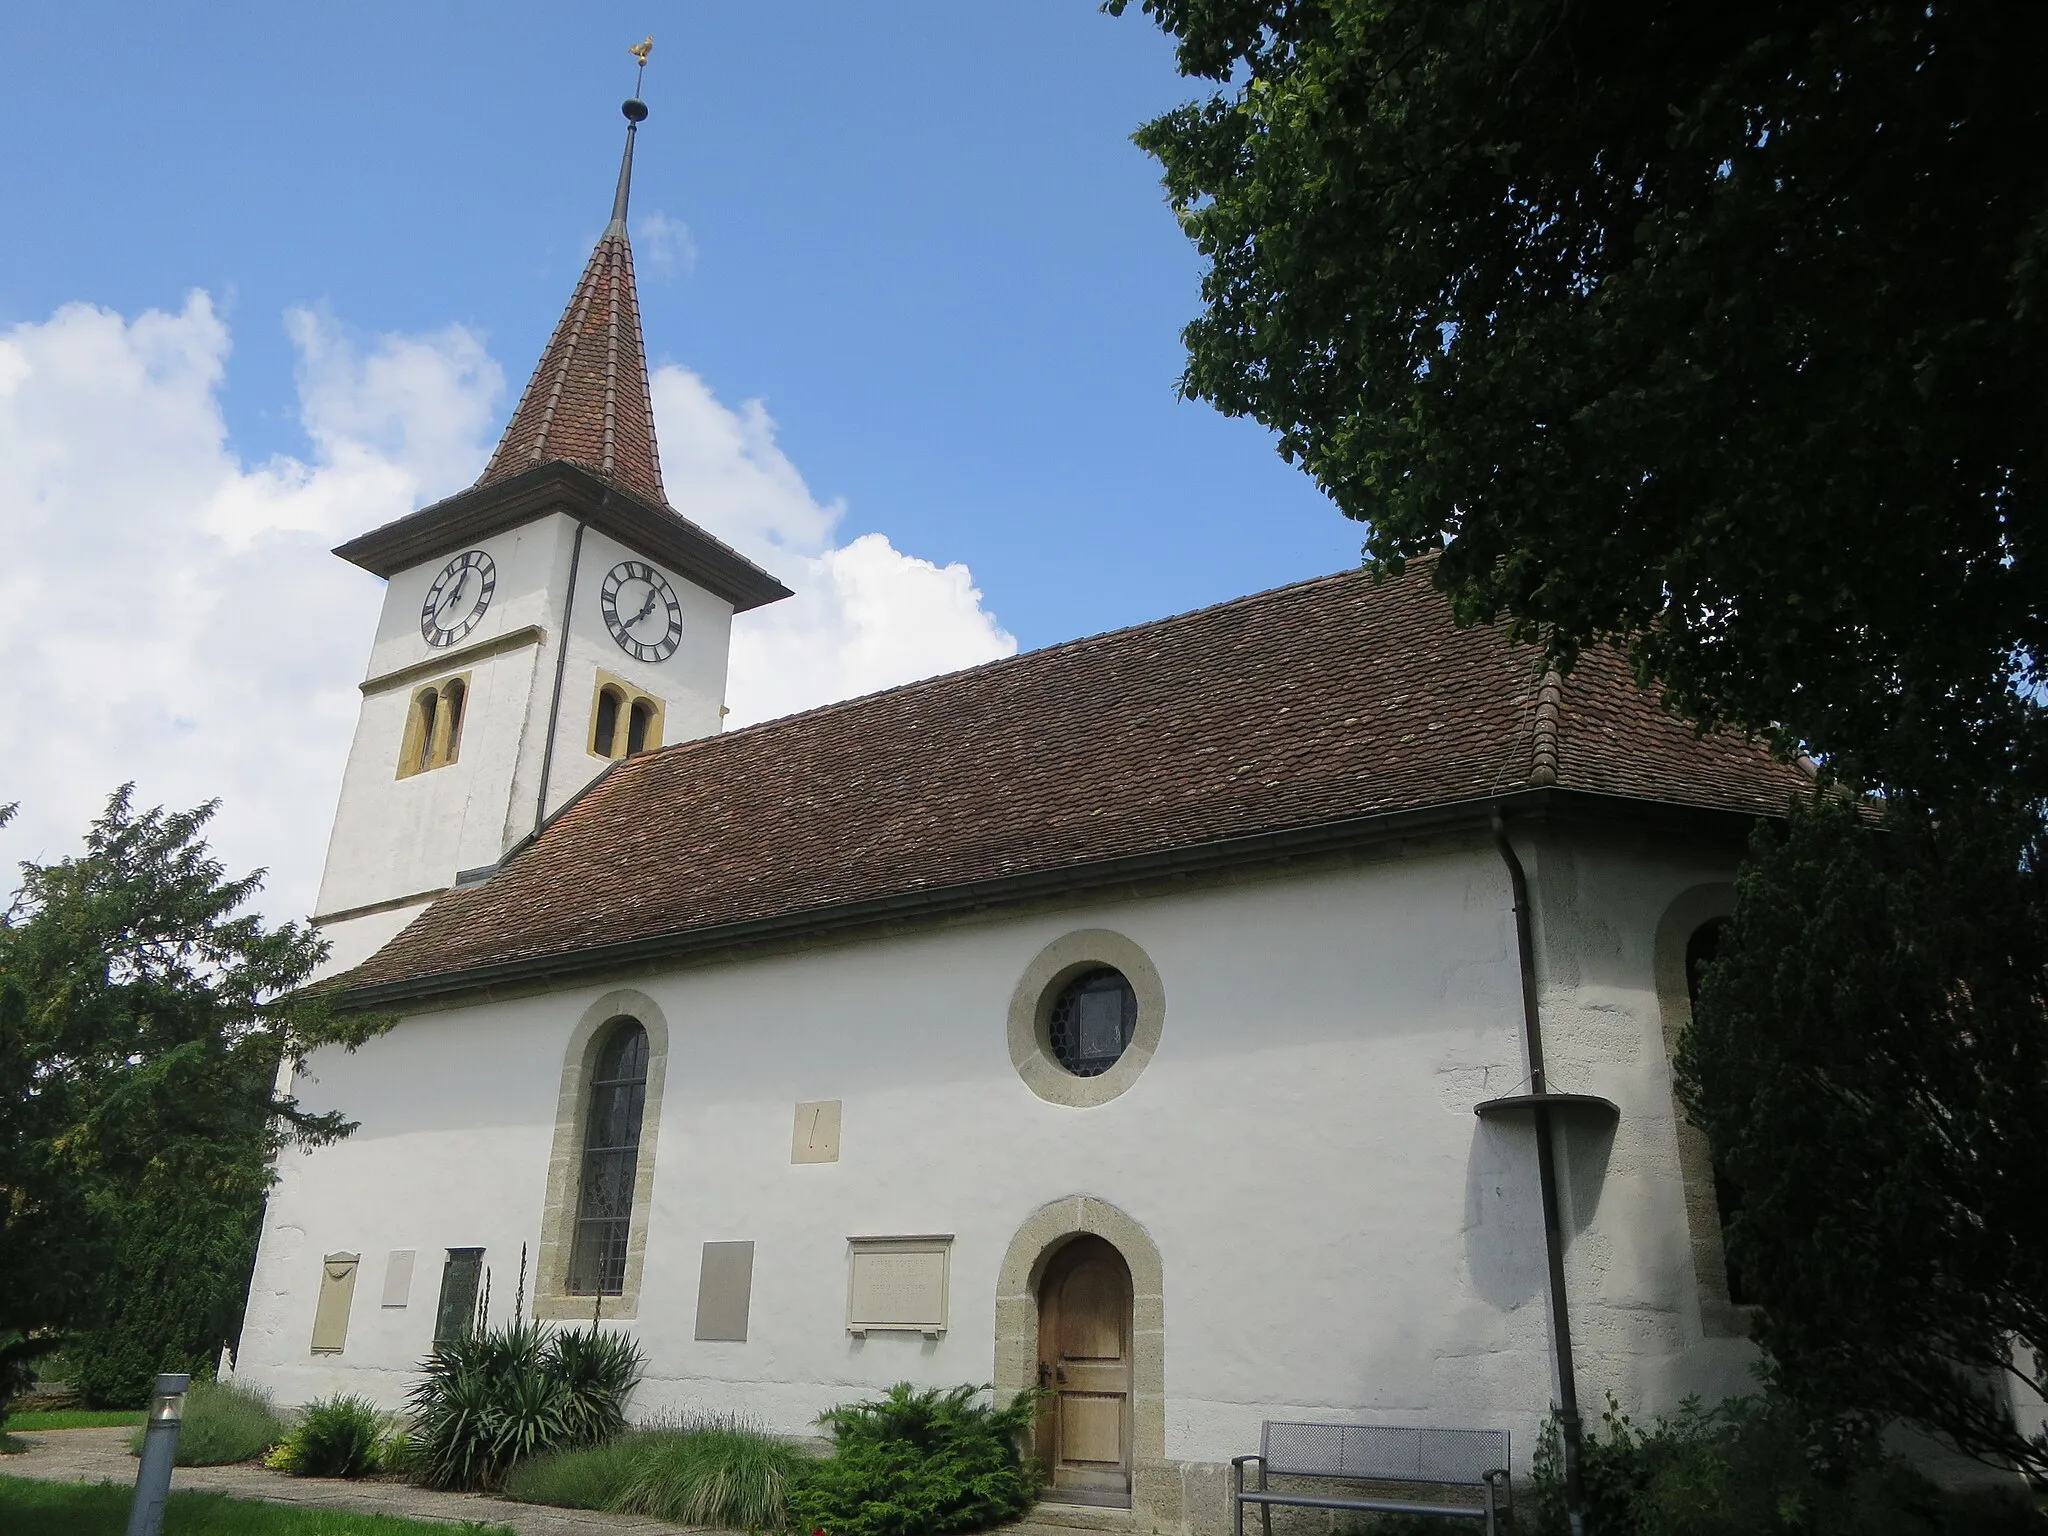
left=567, top=1019, right=649, bottom=1295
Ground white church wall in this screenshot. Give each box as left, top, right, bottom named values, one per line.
left=240, top=826, right=1754, bottom=1480
left=1518, top=827, right=1762, bottom=1422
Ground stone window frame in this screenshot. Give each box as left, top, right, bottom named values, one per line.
left=534, top=988, right=670, bottom=1321
left=1007, top=929, right=1166, bottom=1108
left=1653, top=883, right=1759, bottom=1341
left=587, top=669, right=665, bottom=761
left=396, top=671, right=471, bottom=779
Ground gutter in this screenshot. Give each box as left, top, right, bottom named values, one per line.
left=532, top=519, right=588, bottom=837
left=334, top=785, right=1765, bottom=1013
left=1491, top=807, right=1587, bottom=1536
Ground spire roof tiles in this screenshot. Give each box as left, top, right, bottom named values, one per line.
left=476, top=118, right=666, bottom=506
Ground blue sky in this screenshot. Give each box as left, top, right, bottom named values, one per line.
left=0, top=3, right=1365, bottom=920
left=1, top=2, right=1357, bottom=649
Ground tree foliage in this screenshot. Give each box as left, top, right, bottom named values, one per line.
left=0, top=789, right=391, bottom=1410
left=1676, top=795, right=2048, bottom=1479
left=1112, top=0, right=2048, bottom=806
left=1114, top=0, right=2048, bottom=1475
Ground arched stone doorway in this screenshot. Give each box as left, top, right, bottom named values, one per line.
left=995, top=1197, right=1166, bottom=1516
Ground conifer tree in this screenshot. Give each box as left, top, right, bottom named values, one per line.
left=0, top=791, right=391, bottom=1409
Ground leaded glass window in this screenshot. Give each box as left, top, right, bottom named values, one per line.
left=1048, top=967, right=1137, bottom=1078
left=433, top=1248, right=483, bottom=1348
left=567, top=1019, right=648, bottom=1295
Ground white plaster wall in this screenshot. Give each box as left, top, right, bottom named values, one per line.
left=242, top=830, right=1752, bottom=1474
left=312, top=510, right=738, bottom=929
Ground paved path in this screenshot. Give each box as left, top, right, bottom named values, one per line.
left=3, top=1426, right=702, bottom=1535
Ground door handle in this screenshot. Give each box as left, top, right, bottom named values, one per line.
left=1038, top=1362, right=1052, bottom=1388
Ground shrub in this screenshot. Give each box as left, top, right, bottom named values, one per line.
left=787, top=1383, right=1041, bottom=1536
left=1526, top=1395, right=2048, bottom=1536
left=507, top=1415, right=812, bottom=1528
left=406, top=1320, right=644, bottom=1491
left=272, top=1393, right=383, bottom=1478
left=125, top=1379, right=284, bottom=1465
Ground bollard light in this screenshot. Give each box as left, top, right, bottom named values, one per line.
left=125, top=1372, right=190, bottom=1536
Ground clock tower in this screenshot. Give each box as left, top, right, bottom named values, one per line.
left=309, top=93, right=789, bottom=976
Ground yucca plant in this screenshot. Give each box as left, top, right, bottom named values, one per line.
left=406, top=1319, right=643, bottom=1491
left=546, top=1325, right=641, bottom=1448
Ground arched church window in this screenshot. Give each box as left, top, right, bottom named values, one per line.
left=1685, top=917, right=1752, bottom=1305
left=592, top=686, right=623, bottom=758
left=1047, top=967, right=1138, bottom=1078
left=567, top=1018, right=649, bottom=1296
left=627, top=699, right=655, bottom=755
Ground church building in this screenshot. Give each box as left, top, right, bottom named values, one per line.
left=233, top=94, right=1806, bottom=1533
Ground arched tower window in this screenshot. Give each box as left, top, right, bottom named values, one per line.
left=592, top=686, right=624, bottom=758
left=567, top=1018, right=650, bottom=1296
left=439, top=677, right=467, bottom=763
left=588, top=672, right=664, bottom=761
left=396, top=673, right=472, bottom=778
left=411, top=689, right=438, bottom=774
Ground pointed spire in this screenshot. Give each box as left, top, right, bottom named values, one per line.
left=476, top=90, right=666, bottom=508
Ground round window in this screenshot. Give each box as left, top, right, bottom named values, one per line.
left=1047, top=967, right=1138, bottom=1078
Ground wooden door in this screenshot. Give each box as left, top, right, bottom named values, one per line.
left=1036, top=1236, right=1133, bottom=1505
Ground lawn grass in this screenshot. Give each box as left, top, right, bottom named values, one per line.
left=0, top=1474, right=514, bottom=1533
left=5, top=1409, right=147, bottom=1431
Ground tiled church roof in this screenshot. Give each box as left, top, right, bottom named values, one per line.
left=335, top=562, right=1809, bottom=1002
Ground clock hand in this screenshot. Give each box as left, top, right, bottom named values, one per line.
left=437, top=572, right=468, bottom=616
left=626, top=590, right=660, bottom=628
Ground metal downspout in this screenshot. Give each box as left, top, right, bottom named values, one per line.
left=1491, top=808, right=1586, bottom=1536
left=533, top=519, right=588, bottom=837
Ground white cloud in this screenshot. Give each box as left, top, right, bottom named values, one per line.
left=0, top=295, right=1012, bottom=928
left=649, top=364, right=1016, bottom=726
left=632, top=211, right=697, bottom=276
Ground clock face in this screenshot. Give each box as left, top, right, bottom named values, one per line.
left=601, top=560, right=684, bottom=663
left=419, top=550, right=497, bottom=647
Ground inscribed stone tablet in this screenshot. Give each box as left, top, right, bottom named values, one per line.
left=846, top=1237, right=950, bottom=1333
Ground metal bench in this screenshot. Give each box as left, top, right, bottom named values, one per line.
left=1233, top=1422, right=1512, bottom=1536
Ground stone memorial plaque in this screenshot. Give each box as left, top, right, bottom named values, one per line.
left=846, top=1236, right=951, bottom=1335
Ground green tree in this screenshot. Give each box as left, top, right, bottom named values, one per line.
left=1113, top=0, right=2048, bottom=1479
left=1676, top=796, right=2048, bottom=1480
left=1111, top=0, right=2047, bottom=806
left=0, top=790, right=391, bottom=1412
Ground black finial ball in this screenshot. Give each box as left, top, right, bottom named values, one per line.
left=622, top=97, right=649, bottom=123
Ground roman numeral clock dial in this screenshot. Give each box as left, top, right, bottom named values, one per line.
left=600, top=560, right=684, bottom=663
left=419, top=549, right=497, bottom=646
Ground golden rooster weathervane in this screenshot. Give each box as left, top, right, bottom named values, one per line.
left=630, top=35, right=654, bottom=94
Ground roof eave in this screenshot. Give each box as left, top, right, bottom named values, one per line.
left=331, top=461, right=792, bottom=613
left=329, top=786, right=1776, bottom=1015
